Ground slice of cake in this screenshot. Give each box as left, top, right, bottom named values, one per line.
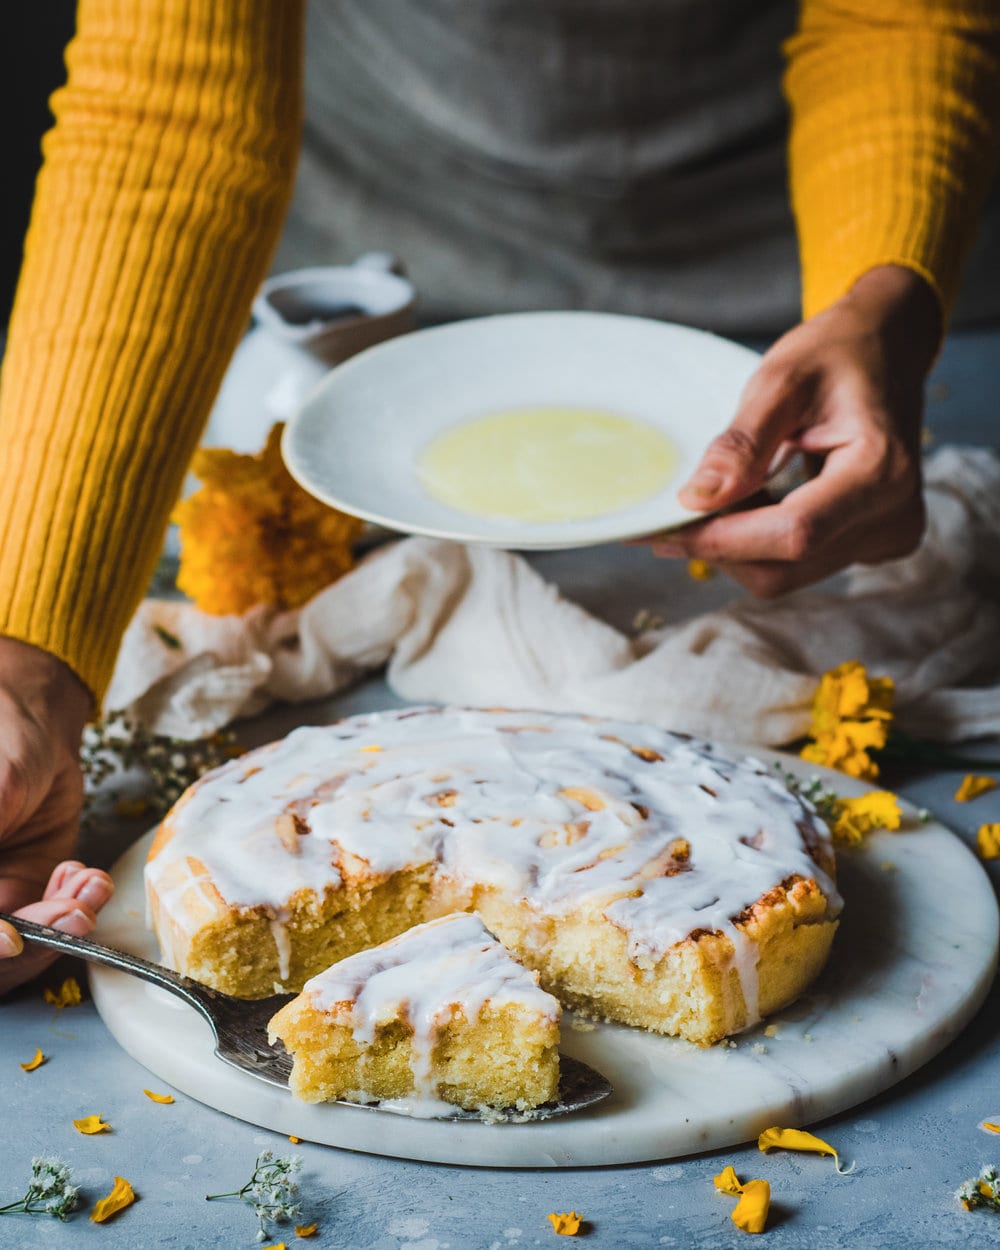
left=267, top=912, right=561, bottom=1111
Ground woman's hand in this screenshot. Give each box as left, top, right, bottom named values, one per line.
left=644, top=265, right=941, bottom=596
left=0, top=638, right=113, bottom=993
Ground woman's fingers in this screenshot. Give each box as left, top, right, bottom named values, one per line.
left=0, top=898, right=98, bottom=993
left=677, top=362, right=815, bottom=512
left=0, top=862, right=113, bottom=993
left=662, top=267, right=937, bottom=595
left=43, top=859, right=88, bottom=897
left=659, top=437, right=921, bottom=569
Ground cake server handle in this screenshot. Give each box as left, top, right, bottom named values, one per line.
left=0, top=911, right=227, bottom=1022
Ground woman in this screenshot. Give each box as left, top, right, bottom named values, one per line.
left=1, top=0, right=997, bottom=989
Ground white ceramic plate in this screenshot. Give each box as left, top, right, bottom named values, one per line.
left=89, top=752, right=997, bottom=1169
left=282, top=312, right=761, bottom=549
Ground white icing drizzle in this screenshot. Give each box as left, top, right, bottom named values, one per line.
left=146, top=707, right=841, bottom=1026
left=269, top=917, right=292, bottom=983
left=301, top=912, right=559, bottom=1101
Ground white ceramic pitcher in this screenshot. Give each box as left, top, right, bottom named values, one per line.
left=202, top=253, right=416, bottom=453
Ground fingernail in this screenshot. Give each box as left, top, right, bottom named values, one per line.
left=53, top=909, right=93, bottom=937
left=0, top=929, right=24, bottom=957
left=685, top=470, right=724, bottom=500
left=76, top=877, right=113, bottom=909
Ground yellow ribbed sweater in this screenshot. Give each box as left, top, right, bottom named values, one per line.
left=1, top=0, right=998, bottom=702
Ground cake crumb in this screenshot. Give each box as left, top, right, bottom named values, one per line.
left=750, top=1043, right=768, bottom=1055
left=763, top=1024, right=780, bottom=1038
left=569, top=1017, right=596, bottom=1033
left=803, top=1032, right=814, bottom=1042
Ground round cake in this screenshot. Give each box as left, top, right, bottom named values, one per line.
left=145, top=707, right=841, bottom=1045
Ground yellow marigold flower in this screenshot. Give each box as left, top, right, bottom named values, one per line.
left=73, top=1114, right=111, bottom=1135
left=801, top=662, right=895, bottom=780
left=143, top=1088, right=175, bottom=1104
left=687, top=558, right=715, bottom=581
left=758, top=1126, right=854, bottom=1173
left=173, top=423, right=363, bottom=615
left=829, top=791, right=902, bottom=846
left=714, top=1167, right=770, bottom=1234
left=91, top=1177, right=136, bottom=1223
left=19, top=1048, right=45, bottom=1072
left=547, top=1211, right=583, bottom=1235
left=978, top=824, right=1000, bottom=860
left=955, top=775, right=998, bottom=803
left=43, top=976, right=82, bottom=1009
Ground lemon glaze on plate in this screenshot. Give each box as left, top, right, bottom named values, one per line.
left=417, top=407, right=678, bottom=523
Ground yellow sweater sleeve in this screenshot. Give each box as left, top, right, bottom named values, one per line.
left=0, top=0, right=303, bottom=700
left=785, top=0, right=1000, bottom=320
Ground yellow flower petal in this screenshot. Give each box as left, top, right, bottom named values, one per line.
left=977, top=824, right=1000, bottom=860
left=261, top=1244, right=287, bottom=1250
left=731, top=1179, right=770, bottom=1234
left=547, top=1211, right=583, bottom=1235
left=20, top=1048, right=46, bottom=1072
left=714, top=1165, right=744, bottom=1196
left=143, top=1088, right=175, bottom=1104
left=758, top=1126, right=853, bottom=1173
left=981, top=1121, right=1000, bottom=1134
left=955, top=775, right=998, bottom=803
left=295, top=1225, right=319, bottom=1238
left=829, top=791, right=902, bottom=846
left=714, top=1168, right=770, bottom=1234
left=90, top=1176, right=136, bottom=1223
left=74, top=1114, right=112, bottom=1135
left=288, top=1135, right=302, bottom=1143
left=43, top=976, right=82, bottom=1009
left=687, top=558, right=715, bottom=581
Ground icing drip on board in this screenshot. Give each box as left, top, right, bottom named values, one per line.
left=147, top=708, right=840, bottom=1024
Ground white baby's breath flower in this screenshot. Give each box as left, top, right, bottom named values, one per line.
left=1, top=1157, right=79, bottom=1221
left=206, top=1151, right=305, bottom=1240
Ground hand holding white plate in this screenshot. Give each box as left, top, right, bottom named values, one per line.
left=282, top=311, right=761, bottom=550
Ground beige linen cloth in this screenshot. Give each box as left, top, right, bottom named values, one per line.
left=107, top=447, right=1000, bottom=746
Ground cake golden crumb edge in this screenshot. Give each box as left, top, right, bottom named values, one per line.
left=145, top=707, right=843, bottom=1048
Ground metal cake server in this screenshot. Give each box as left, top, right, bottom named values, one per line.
left=4, top=913, right=612, bottom=1122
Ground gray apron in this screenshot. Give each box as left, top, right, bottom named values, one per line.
left=274, top=0, right=1000, bottom=335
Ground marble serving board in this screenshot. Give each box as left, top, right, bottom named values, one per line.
left=89, top=752, right=998, bottom=1169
